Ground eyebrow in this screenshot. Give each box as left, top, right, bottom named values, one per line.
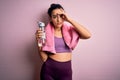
left=52, top=14, right=57, bottom=16
left=52, top=14, right=62, bottom=16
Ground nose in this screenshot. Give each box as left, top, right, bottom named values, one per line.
left=57, top=15, right=61, bottom=22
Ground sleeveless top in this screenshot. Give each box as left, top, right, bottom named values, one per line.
left=54, top=36, right=72, bottom=53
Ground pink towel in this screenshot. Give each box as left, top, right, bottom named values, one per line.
left=42, top=22, right=80, bottom=53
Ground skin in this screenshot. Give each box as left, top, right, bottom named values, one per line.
left=36, top=8, right=91, bottom=62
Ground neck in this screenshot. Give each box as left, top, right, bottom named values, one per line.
left=54, top=27, right=62, bottom=37
left=54, top=27, right=62, bottom=31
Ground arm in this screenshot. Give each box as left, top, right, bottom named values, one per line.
left=38, top=47, right=48, bottom=62
left=68, top=19, right=91, bottom=39
left=60, top=9, right=91, bottom=39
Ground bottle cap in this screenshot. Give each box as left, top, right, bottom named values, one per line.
left=38, top=22, right=45, bottom=27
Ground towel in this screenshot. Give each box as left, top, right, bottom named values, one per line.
left=42, top=22, right=80, bottom=53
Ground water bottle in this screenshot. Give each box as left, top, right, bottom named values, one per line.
left=38, top=22, right=46, bottom=47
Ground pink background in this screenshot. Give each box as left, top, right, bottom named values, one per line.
left=0, top=0, right=120, bottom=80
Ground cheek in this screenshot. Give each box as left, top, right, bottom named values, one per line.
left=51, top=19, right=56, bottom=25
left=51, top=18, right=57, bottom=23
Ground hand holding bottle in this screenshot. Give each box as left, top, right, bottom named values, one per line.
left=36, top=22, right=46, bottom=47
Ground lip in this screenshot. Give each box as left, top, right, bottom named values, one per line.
left=57, top=22, right=62, bottom=25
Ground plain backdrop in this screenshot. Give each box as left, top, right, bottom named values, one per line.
left=0, top=0, right=120, bottom=80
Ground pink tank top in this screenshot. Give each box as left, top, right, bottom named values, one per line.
left=54, top=36, right=72, bottom=53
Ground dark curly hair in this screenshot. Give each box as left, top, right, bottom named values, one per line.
left=47, top=3, right=64, bottom=17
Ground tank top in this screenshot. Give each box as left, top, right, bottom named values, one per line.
left=54, top=36, right=72, bottom=53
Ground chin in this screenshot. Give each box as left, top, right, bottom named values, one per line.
left=57, top=24, right=63, bottom=27
left=58, top=24, right=62, bottom=27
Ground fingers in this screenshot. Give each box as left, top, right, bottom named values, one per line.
left=60, top=9, right=65, bottom=16
left=60, top=8, right=65, bottom=13
left=35, top=30, right=43, bottom=40
left=59, top=9, right=69, bottom=21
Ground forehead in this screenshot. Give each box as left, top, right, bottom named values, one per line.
left=52, top=8, right=62, bottom=15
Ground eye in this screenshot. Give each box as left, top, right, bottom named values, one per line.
left=60, top=14, right=64, bottom=17
left=52, top=15, right=57, bottom=19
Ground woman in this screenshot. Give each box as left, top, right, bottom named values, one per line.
left=36, top=3, right=91, bottom=80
